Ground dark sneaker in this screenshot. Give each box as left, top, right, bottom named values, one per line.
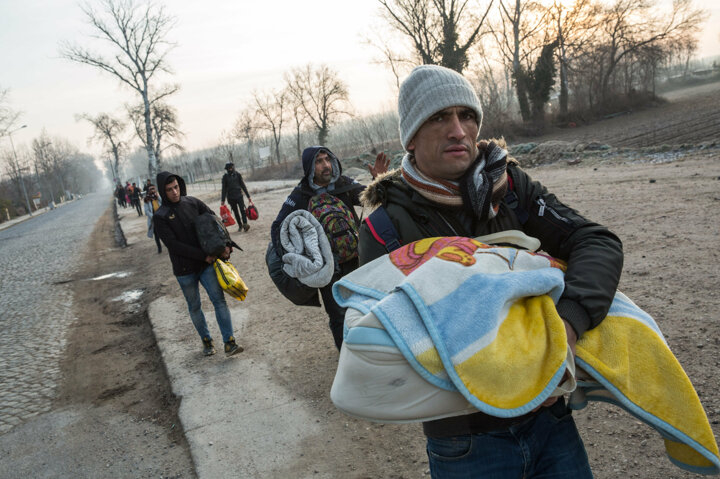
left=243, top=223, right=250, bottom=232
left=202, top=337, right=216, bottom=356
left=238, top=225, right=243, bottom=232
left=224, top=336, right=244, bottom=356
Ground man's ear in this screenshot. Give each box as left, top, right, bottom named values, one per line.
left=407, top=139, right=415, bottom=152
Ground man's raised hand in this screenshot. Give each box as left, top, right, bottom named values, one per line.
left=367, top=151, right=390, bottom=179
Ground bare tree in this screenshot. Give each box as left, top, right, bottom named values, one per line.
left=78, top=112, right=127, bottom=181
left=550, top=0, right=601, bottom=118
left=253, top=88, right=286, bottom=165
left=289, top=99, right=307, bottom=162
left=285, top=64, right=351, bottom=146
left=32, top=132, right=78, bottom=203
left=128, top=100, right=183, bottom=165
left=215, top=130, right=239, bottom=167
left=1, top=144, right=33, bottom=208
left=596, top=0, right=705, bottom=101
left=60, top=0, right=178, bottom=179
left=494, top=0, right=550, bottom=122
left=232, top=109, right=260, bottom=173
left=376, top=0, right=494, bottom=73
left=0, top=87, right=21, bottom=137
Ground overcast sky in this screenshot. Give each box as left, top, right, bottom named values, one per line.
left=1, top=0, right=718, bottom=160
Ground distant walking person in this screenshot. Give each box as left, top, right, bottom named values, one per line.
left=143, top=183, right=163, bottom=254
left=130, top=182, right=143, bottom=216
left=221, top=162, right=252, bottom=232
left=153, top=171, right=244, bottom=357
left=115, top=182, right=127, bottom=208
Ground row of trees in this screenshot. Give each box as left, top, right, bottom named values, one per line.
left=178, top=0, right=708, bottom=176
left=3, top=0, right=709, bottom=200
left=375, top=0, right=705, bottom=124
left=0, top=124, right=103, bottom=217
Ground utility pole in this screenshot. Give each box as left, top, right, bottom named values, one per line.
left=7, top=125, right=33, bottom=216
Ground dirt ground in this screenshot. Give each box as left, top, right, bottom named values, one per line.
left=56, top=83, right=720, bottom=478
left=56, top=206, right=196, bottom=478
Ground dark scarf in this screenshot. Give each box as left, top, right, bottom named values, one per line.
left=459, top=141, right=508, bottom=221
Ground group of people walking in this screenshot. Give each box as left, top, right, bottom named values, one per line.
left=114, top=180, right=148, bottom=216
left=147, top=65, right=632, bottom=478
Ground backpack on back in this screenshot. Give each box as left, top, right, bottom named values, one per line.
left=307, top=192, right=359, bottom=263
left=194, top=212, right=238, bottom=258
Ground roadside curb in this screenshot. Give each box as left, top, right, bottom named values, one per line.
left=112, top=200, right=127, bottom=247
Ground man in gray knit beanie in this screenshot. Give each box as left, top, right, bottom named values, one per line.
left=356, top=63, right=623, bottom=479
left=398, top=64, right=483, bottom=151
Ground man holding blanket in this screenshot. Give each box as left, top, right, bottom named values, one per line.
left=358, top=65, right=623, bottom=478
left=270, top=146, right=389, bottom=350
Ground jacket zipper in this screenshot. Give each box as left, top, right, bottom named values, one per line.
left=536, top=197, right=572, bottom=224
left=436, top=212, right=460, bottom=236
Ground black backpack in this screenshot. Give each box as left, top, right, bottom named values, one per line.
left=194, top=212, right=240, bottom=257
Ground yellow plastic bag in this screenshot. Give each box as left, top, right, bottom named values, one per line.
left=214, top=259, right=248, bottom=301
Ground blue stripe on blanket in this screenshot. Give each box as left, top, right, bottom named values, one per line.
left=607, top=293, right=665, bottom=342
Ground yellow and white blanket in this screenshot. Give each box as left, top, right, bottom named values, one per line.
left=332, top=236, right=720, bottom=475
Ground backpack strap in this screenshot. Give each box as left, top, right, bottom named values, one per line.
left=364, top=206, right=402, bottom=253
left=504, top=173, right=529, bottom=225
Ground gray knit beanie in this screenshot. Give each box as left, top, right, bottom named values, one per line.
left=398, top=65, right=483, bottom=150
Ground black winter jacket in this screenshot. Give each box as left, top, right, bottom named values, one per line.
left=359, top=158, right=623, bottom=437
left=359, top=161, right=623, bottom=338
left=153, top=171, right=215, bottom=276
left=221, top=171, right=250, bottom=203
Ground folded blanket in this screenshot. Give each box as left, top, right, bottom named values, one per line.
left=333, top=236, right=720, bottom=475
left=280, top=209, right=334, bottom=288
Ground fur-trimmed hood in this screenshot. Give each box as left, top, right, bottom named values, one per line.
left=360, top=168, right=402, bottom=209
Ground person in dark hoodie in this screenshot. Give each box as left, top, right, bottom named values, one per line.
left=153, top=171, right=244, bottom=357
left=221, top=162, right=253, bottom=232
left=269, top=146, right=388, bottom=350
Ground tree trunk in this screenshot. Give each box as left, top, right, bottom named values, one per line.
left=558, top=19, right=569, bottom=119
left=141, top=86, right=158, bottom=180
left=514, top=70, right=531, bottom=122
left=511, top=0, right=530, bottom=122
left=318, top=126, right=328, bottom=147
left=274, top=139, right=281, bottom=166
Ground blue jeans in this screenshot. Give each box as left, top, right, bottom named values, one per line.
left=426, top=407, right=592, bottom=479
left=176, top=265, right=235, bottom=343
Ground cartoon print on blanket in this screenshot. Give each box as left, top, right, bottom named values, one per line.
left=332, top=236, right=720, bottom=475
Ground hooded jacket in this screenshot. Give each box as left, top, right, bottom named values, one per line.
left=270, top=146, right=364, bottom=257
left=221, top=164, right=251, bottom=203
left=359, top=154, right=623, bottom=437
left=153, top=171, right=215, bottom=276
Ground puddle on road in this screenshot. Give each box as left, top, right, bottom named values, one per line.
left=112, top=289, right=144, bottom=303
left=92, top=271, right=132, bottom=281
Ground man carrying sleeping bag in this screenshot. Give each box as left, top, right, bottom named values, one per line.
left=267, top=146, right=389, bottom=350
